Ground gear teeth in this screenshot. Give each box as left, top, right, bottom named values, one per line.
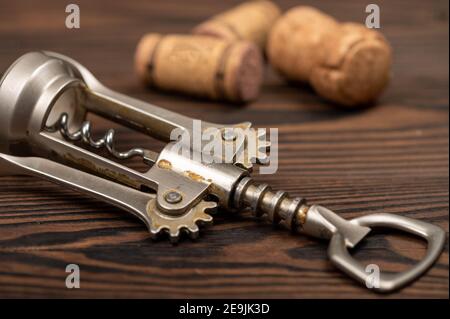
left=230, top=123, right=272, bottom=170
left=256, top=152, right=270, bottom=164
left=149, top=228, right=160, bottom=240
left=234, top=131, right=271, bottom=169
left=199, top=212, right=214, bottom=223
left=149, top=225, right=164, bottom=238
left=146, top=199, right=216, bottom=242
left=239, top=122, right=252, bottom=130
left=169, top=228, right=181, bottom=241
left=187, top=224, right=199, bottom=234
left=257, top=132, right=270, bottom=163
left=257, top=129, right=266, bottom=138
left=201, top=201, right=218, bottom=214
left=258, top=141, right=271, bottom=151
left=244, top=150, right=270, bottom=166
left=257, top=131, right=271, bottom=150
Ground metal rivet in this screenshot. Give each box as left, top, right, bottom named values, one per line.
left=164, top=190, right=183, bottom=204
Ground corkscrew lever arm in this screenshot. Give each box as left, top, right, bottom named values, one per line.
left=298, top=205, right=446, bottom=292
left=0, top=152, right=154, bottom=229
left=43, top=51, right=227, bottom=140
left=43, top=51, right=250, bottom=161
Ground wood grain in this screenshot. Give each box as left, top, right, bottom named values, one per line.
left=0, top=0, right=448, bottom=298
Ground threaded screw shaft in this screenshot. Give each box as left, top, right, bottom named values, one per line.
left=233, top=177, right=309, bottom=230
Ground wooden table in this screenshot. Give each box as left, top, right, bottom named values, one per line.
left=0, top=0, right=448, bottom=298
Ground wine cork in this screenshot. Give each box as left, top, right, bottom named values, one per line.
left=267, top=6, right=392, bottom=107
left=135, top=34, right=263, bottom=103
left=193, top=0, right=281, bottom=50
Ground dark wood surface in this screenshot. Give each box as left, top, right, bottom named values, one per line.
left=0, top=0, right=448, bottom=298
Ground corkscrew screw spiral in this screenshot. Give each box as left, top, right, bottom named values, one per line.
left=45, top=112, right=146, bottom=160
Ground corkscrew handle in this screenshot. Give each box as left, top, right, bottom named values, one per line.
left=234, top=177, right=446, bottom=293
left=0, top=152, right=154, bottom=228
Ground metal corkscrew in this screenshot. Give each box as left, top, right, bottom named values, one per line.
left=0, top=52, right=445, bottom=293
left=44, top=112, right=149, bottom=160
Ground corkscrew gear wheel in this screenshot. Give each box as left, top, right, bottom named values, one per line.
left=146, top=199, right=217, bottom=242
left=232, top=128, right=271, bottom=170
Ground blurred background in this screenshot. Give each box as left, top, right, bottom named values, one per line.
left=0, top=0, right=448, bottom=113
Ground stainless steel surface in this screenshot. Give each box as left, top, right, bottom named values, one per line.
left=0, top=52, right=86, bottom=154
left=330, top=212, right=446, bottom=293
left=0, top=51, right=216, bottom=240
left=298, top=205, right=371, bottom=248
left=158, top=142, right=248, bottom=207
left=0, top=153, right=154, bottom=228
left=0, top=51, right=445, bottom=292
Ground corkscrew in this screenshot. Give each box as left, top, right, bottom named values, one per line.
left=44, top=112, right=150, bottom=160
left=0, top=52, right=445, bottom=293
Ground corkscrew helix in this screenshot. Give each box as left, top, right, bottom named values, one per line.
left=0, top=52, right=445, bottom=293
left=44, top=112, right=148, bottom=160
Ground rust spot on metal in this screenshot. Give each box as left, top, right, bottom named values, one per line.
left=157, top=159, right=172, bottom=170
left=297, top=205, right=309, bottom=225
left=184, top=170, right=205, bottom=182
